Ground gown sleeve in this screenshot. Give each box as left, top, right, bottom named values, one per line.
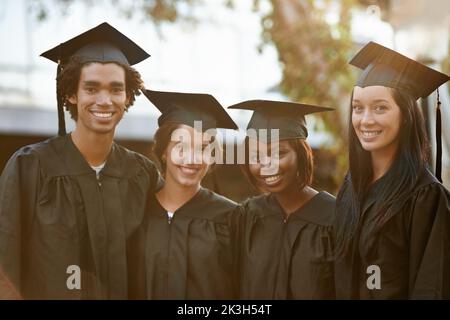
left=0, top=147, right=41, bottom=299
left=408, top=182, right=450, bottom=299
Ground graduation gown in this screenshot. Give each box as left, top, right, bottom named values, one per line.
left=0, top=134, right=163, bottom=299
left=335, top=168, right=450, bottom=299
left=239, top=191, right=336, bottom=299
left=144, top=187, right=240, bottom=299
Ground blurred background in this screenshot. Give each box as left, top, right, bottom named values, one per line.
left=0, top=0, right=449, bottom=201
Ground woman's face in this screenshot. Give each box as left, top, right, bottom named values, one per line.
left=248, top=139, right=298, bottom=194
left=352, top=86, right=402, bottom=158
left=163, top=124, right=212, bottom=188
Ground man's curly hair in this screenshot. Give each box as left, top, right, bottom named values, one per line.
left=57, top=56, right=145, bottom=120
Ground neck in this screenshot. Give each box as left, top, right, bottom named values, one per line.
left=273, top=185, right=317, bottom=218
left=156, top=175, right=201, bottom=213
left=71, top=127, right=114, bottom=166
left=371, top=146, right=398, bottom=182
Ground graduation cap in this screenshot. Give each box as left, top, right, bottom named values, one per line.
left=228, top=100, right=334, bottom=143
left=40, top=22, right=150, bottom=136
left=142, top=89, right=238, bottom=130
left=350, top=41, right=450, bottom=181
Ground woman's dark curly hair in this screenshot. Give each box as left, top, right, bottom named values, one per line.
left=57, top=56, right=145, bottom=120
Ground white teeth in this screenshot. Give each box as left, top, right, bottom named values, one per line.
left=361, top=130, right=381, bottom=137
left=92, top=112, right=113, bottom=118
left=264, top=175, right=281, bottom=183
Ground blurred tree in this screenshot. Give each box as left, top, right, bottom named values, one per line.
left=256, top=0, right=357, bottom=189
left=31, top=0, right=361, bottom=190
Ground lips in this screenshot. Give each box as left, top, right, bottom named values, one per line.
left=261, top=174, right=282, bottom=186
left=90, top=110, right=115, bottom=119
left=178, top=165, right=202, bottom=176
left=361, top=130, right=382, bottom=137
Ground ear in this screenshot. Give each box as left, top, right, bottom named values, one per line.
left=68, top=95, right=77, bottom=105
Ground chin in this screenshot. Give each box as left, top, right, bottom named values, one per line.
left=176, top=177, right=201, bottom=188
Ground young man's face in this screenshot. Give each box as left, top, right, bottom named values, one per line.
left=68, top=62, right=128, bottom=135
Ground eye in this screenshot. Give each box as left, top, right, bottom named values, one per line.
left=112, top=87, right=124, bottom=94
left=271, top=152, right=280, bottom=160
left=352, top=105, right=363, bottom=113
left=85, top=87, right=97, bottom=94
left=374, top=105, right=388, bottom=113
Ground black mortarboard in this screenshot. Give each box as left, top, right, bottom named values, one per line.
left=142, top=89, right=238, bottom=130
left=40, top=22, right=150, bottom=136
left=228, top=100, right=333, bottom=142
left=350, top=41, right=450, bottom=182
left=350, top=41, right=449, bottom=99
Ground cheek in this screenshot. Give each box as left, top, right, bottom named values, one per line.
left=351, top=113, right=360, bottom=130
left=200, top=163, right=210, bottom=176
left=280, top=154, right=297, bottom=173
left=248, top=164, right=260, bottom=177
left=392, top=111, right=402, bottom=134
left=112, top=93, right=127, bottom=107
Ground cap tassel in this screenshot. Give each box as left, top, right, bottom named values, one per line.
left=435, top=89, right=442, bottom=182
left=56, top=60, right=66, bottom=136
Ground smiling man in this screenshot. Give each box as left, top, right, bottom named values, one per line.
left=0, top=23, right=162, bottom=299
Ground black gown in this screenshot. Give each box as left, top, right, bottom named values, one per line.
left=335, top=168, right=450, bottom=299
left=239, top=191, right=336, bottom=299
left=144, top=187, right=240, bottom=299
left=0, top=134, right=163, bottom=299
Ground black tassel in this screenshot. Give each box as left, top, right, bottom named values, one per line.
left=56, top=60, right=66, bottom=136
left=435, top=89, right=442, bottom=182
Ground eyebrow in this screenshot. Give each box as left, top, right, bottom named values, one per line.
left=352, top=99, right=389, bottom=103
left=82, top=81, right=125, bottom=87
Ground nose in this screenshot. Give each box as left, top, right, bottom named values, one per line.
left=182, top=147, right=203, bottom=165
left=259, top=154, right=271, bottom=167
left=360, top=109, right=375, bottom=126
left=96, top=91, right=113, bottom=106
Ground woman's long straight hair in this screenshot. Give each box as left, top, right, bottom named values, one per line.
left=335, top=87, right=430, bottom=257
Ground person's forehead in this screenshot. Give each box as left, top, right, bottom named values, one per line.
left=248, top=139, right=286, bottom=150
left=171, top=124, right=214, bottom=141
left=353, top=85, right=394, bottom=100
left=79, top=62, right=126, bottom=83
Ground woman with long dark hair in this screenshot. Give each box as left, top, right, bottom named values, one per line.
left=141, top=90, right=240, bottom=299
left=335, top=42, right=450, bottom=299
left=229, top=100, right=336, bottom=299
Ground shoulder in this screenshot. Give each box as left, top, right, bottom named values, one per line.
left=3, top=136, right=61, bottom=169
left=410, top=168, right=449, bottom=200
left=239, top=193, right=280, bottom=220
left=315, top=191, right=336, bottom=209
left=241, top=193, right=271, bottom=211
left=111, top=143, right=161, bottom=179
left=296, top=191, right=336, bottom=227
left=200, top=188, right=238, bottom=211
left=112, top=143, right=155, bottom=169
